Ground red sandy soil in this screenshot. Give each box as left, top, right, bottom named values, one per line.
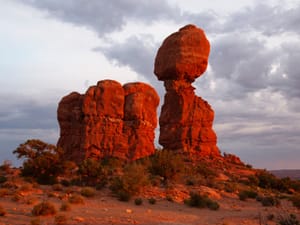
left=0, top=185, right=299, bottom=225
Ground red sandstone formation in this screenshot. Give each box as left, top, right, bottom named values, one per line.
left=57, top=80, right=159, bottom=163
left=154, top=24, right=220, bottom=157
left=123, top=82, right=160, bottom=160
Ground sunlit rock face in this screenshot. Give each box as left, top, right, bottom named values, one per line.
left=154, top=24, right=220, bottom=158
left=57, top=80, right=159, bottom=163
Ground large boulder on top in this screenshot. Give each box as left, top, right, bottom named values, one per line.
left=154, top=24, right=210, bottom=82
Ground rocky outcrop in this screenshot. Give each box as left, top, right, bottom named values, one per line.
left=57, top=80, right=159, bottom=163
left=154, top=24, right=220, bottom=157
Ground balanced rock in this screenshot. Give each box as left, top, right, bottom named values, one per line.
left=57, top=80, right=159, bottom=163
left=154, top=24, right=220, bottom=158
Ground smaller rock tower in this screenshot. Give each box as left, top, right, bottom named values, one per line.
left=57, top=80, right=159, bottom=163
left=154, top=24, right=220, bottom=157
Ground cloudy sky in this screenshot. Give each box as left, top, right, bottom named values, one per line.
left=1, top=0, right=299, bottom=169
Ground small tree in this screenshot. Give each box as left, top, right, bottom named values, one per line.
left=13, top=139, right=64, bottom=184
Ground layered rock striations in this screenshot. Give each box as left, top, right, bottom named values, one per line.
left=57, top=80, right=159, bottom=163
left=154, top=24, right=220, bottom=157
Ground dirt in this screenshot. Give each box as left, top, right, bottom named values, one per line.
left=0, top=186, right=299, bottom=225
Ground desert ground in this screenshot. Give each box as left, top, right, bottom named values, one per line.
left=0, top=180, right=299, bottom=225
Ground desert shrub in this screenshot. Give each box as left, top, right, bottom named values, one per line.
left=0, top=176, right=7, bottom=184
left=184, top=192, right=219, bottom=210
left=55, top=214, right=68, bottom=225
left=247, top=175, right=259, bottom=186
left=32, top=201, right=56, bottom=216
left=290, top=195, right=300, bottom=209
left=224, top=182, right=237, bottom=193
left=13, top=139, right=65, bottom=185
left=110, top=162, right=148, bottom=201
left=149, top=149, right=184, bottom=182
left=60, top=202, right=71, bottom=211
left=239, top=190, right=258, bottom=201
left=68, top=194, right=84, bottom=204
left=277, top=214, right=299, bottom=225
left=166, top=195, right=174, bottom=202
left=52, top=184, right=63, bottom=191
left=134, top=198, right=143, bottom=205
left=238, top=191, right=248, bottom=201
left=148, top=197, right=156, bottom=205
left=196, top=163, right=217, bottom=179
left=0, top=160, right=12, bottom=174
left=260, top=196, right=280, bottom=207
left=116, top=190, right=131, bottom=202
left=257, top=170, right=278, bottom=189
left=0, top=204, right=6, bottom=216
left=81, top=187, right=96, bottom=198
left=78, top=158, right=108, bottom=186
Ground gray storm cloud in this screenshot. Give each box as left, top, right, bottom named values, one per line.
left=5, top=0, right=300, bottom=169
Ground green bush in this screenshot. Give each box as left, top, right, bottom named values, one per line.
left=184, top=192, right=219, bottom=210
left=261, top=196, right=280, bottom=207
left=78, top=158, right=108, bottom=186
left=117, top=190, right=131, bottom=202
left=148, top=198, right=156, bottom=205
left=0, top=204, right=6, bottom=216
left=13, top=139, right=64, bottom=185
left=134, top=198, right=143, bottom=205
left=0, top=176, right=7, bottom=184
left=110, top=162, right=148, bottom=201
left=149, top=149, right=184, bottom=182
left=238, top=191, right=248, bottom=201
left=32, top=201, right=56, bottom=216
left=196, top=164, right=217, bottom=179
left=239, top=190, right=258, bottom=201
left=81, top=187, right=96, bottom=198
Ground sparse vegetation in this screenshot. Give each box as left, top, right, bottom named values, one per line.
left=149, top=149, right=184, bottom=182
left=290, top=195, right=300, bottom=209
left=81, top=187, right=96, bottom=198
left=148, top=197, right=156, bottom=205
left=260, top=196, right=280, bottom=207
left=110, top=162, right=148, bottom=201
left=134, top=198, right=143, bottom=205
left=184, top=192, right=219, bottom=210
left=238, top=190, right=258, bottom=201
left=78, top=158, right=108, bottom=186
left=32, top=201, right=56, bottom=216
left=13, top=139, right=65, bottom=184
left=69, top=194, right=84, bottom=204
left=277, top=214, right=299, bottom=225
